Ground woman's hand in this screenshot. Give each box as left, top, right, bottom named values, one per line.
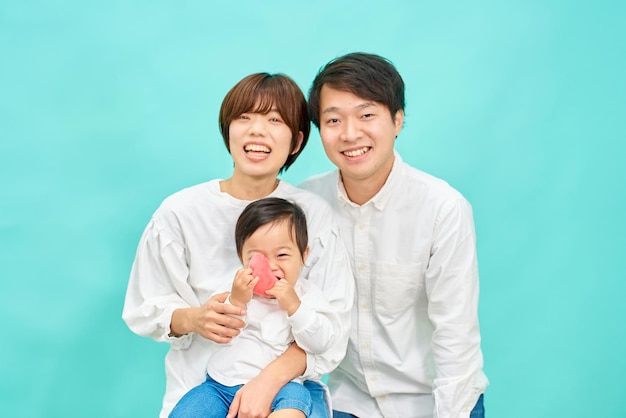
left=226, top=343, right=307, bottom=418
left=226, top=373, right=281, bottom=418
left=170, top=292, right=246, bottom=343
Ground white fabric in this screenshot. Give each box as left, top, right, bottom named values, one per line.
left=299, top=152, right=488, bottom=418
left=208, top=279, right=335, bottom=386
left=122, top=179, right=354, bottom=417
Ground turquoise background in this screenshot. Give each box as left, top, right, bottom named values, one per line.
left=2, top=1, right=625, bottom=417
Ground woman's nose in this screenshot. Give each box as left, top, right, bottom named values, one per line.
left=249, top=115, right=266, bottom=135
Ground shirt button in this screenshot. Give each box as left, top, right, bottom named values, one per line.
left=358, top=223, right=365, bottom=230
left=358, top=264, right=365, bottom=270
left=361, top=302, right=369, bottom=309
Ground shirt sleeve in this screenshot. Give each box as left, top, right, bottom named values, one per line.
left=297, top=207, right=355, bottom=380
left=425, top=198, right=487, bottom=417
left=288, top=281, right=336, bottom=355
left=122, top=216, right=200, bottom=350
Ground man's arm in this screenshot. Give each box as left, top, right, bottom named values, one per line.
left=426, top=198, right=487, bottom=417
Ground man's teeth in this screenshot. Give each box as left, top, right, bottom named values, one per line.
left=343, top=147, right=369, bottom=157
left=245, top=144, right=270, bottom=153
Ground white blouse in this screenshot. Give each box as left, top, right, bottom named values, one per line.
left=122, top=179, right=354, bottom=417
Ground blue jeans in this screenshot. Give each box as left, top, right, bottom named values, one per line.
left=304, top=380, right=329, bottom=418
left=169, top=374, right=313, bottom=417
left=333, top=394, right=485, bottom=418
left=470, top=394, right=485, bottom=417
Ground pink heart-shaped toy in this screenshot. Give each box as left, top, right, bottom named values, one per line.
left=250, top=254, right=278, bottom=297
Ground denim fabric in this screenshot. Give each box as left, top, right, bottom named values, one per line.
left=304, top=380, right=329, bottom=418
left=469, top=394, right=485, bottom=418
left=169, top=374, right=312, bottom=417
left=332, top=394, right=485, bottom=418
left=332, top=411, right=357, bottom=418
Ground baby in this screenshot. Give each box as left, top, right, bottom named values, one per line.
left=170, top=197, right=337, bottom=418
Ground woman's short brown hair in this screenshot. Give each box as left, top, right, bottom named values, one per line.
left=219, top=73, right=310, bottom=172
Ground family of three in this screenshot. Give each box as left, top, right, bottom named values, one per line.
left=123, top=52, right=489, bottom=418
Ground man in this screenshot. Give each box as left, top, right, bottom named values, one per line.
left=300, top=52, right=488, bottom=418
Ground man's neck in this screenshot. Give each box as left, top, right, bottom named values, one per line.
left=341, top=152, right=395, bottom=206
left=341, top=171, right=390, bottom=206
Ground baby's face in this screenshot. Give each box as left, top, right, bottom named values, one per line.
left=242, top=221, right=304, bottom=286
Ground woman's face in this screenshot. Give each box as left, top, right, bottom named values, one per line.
left=228, top=107, right=302, bottom=180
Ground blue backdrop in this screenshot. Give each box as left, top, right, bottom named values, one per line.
left=2, top=1, right=625, bottom=417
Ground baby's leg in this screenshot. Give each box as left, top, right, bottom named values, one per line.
left=269, top=381, right=312, bottom=417
left=168, top=375, right=236, bottom=418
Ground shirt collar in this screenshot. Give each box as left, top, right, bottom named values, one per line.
left=336, top=150, right=402, bottom=211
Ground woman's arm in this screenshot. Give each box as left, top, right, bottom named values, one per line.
left=123, top=218, right=247, bottom=347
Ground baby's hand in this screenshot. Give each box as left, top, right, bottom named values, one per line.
left=266, top=279, right=300, bottom=316
left=229, top=268, right=257, bottom=308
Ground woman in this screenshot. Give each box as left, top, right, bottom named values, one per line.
left=123, top=73, right=353, bottom=418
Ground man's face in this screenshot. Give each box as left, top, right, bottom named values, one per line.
left=318, top=85, right=403, bottom=191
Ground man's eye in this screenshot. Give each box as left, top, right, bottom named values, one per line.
left=327, top=118, right=339, bottom=124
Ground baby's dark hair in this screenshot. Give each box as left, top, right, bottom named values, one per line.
left=235, top=197, right=308, bottom=260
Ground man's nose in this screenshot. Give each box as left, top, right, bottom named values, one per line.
left=340, top=118, right=359, bottom=141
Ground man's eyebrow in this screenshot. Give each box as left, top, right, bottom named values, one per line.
left=322, top=101, right=376, bottom=114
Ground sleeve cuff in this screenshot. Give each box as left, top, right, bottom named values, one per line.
left=161, top=306, right=194, bottom=350
left=287, top=302, right=315, bottom=333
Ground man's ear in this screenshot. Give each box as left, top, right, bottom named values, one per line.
left=393, top=110, right=404, bottom=136
left=291, top=131, right=304, bottom=155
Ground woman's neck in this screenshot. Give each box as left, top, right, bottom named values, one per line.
left=220, top=173, right=279, bottom=201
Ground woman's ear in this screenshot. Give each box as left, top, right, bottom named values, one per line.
left=291, top=131, right=304, bottom=155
